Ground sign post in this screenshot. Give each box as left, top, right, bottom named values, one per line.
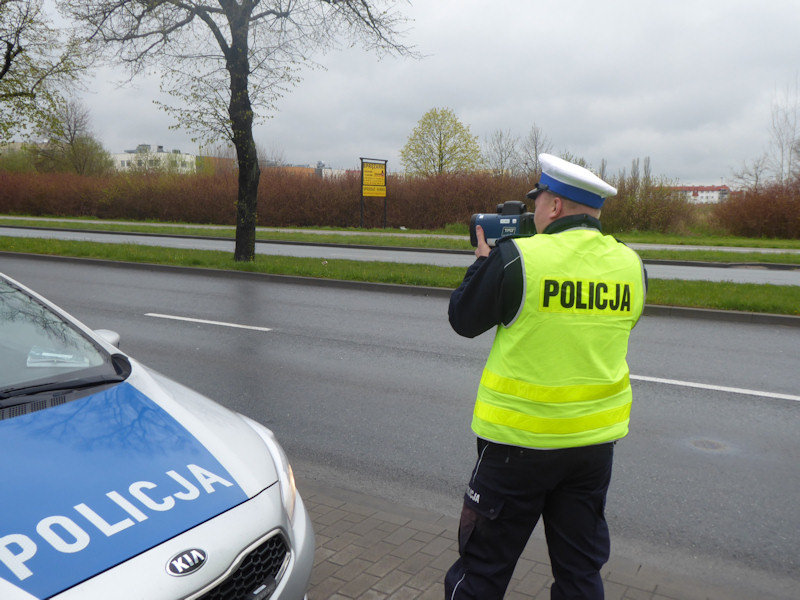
left=360, top=158, right=388, bottom=228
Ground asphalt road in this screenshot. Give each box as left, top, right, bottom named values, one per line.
left=2, top=225, right=800, bottom=285
left=2, top=255, right=798, bottom=595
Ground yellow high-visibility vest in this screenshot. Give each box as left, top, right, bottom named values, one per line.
left=472, top=228, right=646, bottom=448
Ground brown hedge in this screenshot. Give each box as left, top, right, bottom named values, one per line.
left=1, top=170, right=798, bottom=237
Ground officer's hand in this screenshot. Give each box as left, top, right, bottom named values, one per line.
left=474, top=225, right=491, bottom=259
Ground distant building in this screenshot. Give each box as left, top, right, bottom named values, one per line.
left=670, top=185, right=730, bottom=204
left=110, top=146, right=352, bottom=177
left=112, top=144, right=196, bottom=174
left=260, top=160, right=348, bottom=178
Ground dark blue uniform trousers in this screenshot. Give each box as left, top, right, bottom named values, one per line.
left=444, top=439, right=615, bottom=599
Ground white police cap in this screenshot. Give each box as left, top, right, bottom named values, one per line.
left=528, top=153, right=617, bottom=208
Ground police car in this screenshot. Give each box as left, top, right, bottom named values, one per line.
left=0, top=273, right=314, bottom=599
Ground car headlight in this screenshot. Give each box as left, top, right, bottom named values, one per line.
left=240, top=416, right=297, bottom=523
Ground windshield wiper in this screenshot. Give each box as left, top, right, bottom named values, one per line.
left=0, top=373, right=128, bottom=403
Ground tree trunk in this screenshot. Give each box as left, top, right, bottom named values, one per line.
left=228, top=9, right=260, bottom=262
left=233, top=134, right=260, bottom=262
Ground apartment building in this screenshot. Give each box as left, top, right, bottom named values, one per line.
left=671, top=185, right=730, bottom=204
left=112, top=144, right=196, bottom=174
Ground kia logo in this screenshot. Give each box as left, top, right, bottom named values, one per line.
left=166, top=548, right=207, bottom=576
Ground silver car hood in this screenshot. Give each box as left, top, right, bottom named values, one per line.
left=131, top=362, right=280, bottom=496
left=0, top=360, right=280, bottom=600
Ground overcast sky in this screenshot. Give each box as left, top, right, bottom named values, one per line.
left=76, top=0, right=800, bottom=184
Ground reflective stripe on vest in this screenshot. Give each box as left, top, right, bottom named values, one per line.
left=480, top=369, right=631, bottom=405
left=474, top=370, right=632, bottom=446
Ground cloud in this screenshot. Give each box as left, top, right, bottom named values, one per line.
left=75, top=0, right=800, bottom=184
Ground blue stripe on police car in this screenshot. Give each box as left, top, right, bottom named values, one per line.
left=0, top=382, right=248, bottom=600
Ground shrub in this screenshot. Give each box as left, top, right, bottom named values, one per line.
left=713, top=182, right=800, bottom=239
left=602, top=185, right=695, bottom=235
left=2, top=168, right=795, bottom=239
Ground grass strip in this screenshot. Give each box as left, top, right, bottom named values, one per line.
left=634, top=249, right=800, bottom=265
left=0, top=236, right=798, bottom=316
left=2, top=217, right=800, bottom=263
left=614, top=231, right=800, bottom=249
left=0, top=237, right=466, bottom=287
left=646, top=279, right=799, bottom=316
left=0, top=218, right=470, bottom=250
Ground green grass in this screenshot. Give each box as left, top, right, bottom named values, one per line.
left=0, top=217, right=470, bottom=249
left=646, top=280, right=799, bottom=315
left=3, top=216, right=800, bottom=264
left=1, top=236, right=798, bottom=316
left=0, top=237, right=466, bottom=287
left=635, top=249, right=800, bottom=265
left=612, top=230, right=800, bottom=249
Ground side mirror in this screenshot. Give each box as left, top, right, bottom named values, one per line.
left=95, top=329, right=121, bottom=349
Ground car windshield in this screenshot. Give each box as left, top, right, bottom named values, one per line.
left=0, top=278, right=120, bottom=398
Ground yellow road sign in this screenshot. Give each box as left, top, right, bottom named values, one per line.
left=362, top=160, right=387, bottom=198
left=363, top=162, right=386, bottom=186
left=363, top=185, right=387, bottom=197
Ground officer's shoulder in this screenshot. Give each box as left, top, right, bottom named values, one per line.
left=496, top=235, right=528, bottom=253
left=499, top=234, right=538, bottom=246
left=607, top=235, right=645, bottom=263
left=494, top=236, right=525, bottom=263
left=610, top=235, right=638, bottom=252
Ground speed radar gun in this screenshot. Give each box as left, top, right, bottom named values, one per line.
left=469, top=200, right=536, bottom=247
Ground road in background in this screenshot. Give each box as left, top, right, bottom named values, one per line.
left=1, top=225, right=800, bottom=285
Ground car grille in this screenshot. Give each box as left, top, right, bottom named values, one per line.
left=197, top=534, right=289, bottom=600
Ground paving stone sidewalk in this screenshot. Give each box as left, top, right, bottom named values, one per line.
left=297, top=478, right=795, bottom=600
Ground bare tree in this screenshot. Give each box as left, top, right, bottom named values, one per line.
left=61, top=0, right=416, bottom=261
left=767, top=81, right=800, bottom=183
left=33, top=97, right=112, bottom=175
left=731, top=152, right=769, bottom=190
left=482, top=128, right=520, bottom=176
left=629, top=157, right=640, bottom=197
left=733, top=81, right=800, bottom=188
left=518, top=123, right=552, bottom=176
left=558, top=150, right=589, bottom=168
left=597, top=158, right=608, bottom=181
left=37, top=96, right=88, bottom=149
left=257, top=141, right=287, bottom=168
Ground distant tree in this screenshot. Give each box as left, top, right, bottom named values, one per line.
left=735, top=81, right=800, bottom=187
left=35, top=97, right=113, bottom=175
left=0, top=142, right=36, bottom=171
left=64, top=136, right=114, bottom=175
left=400, top=107, right=481, bottom=176
left=0, top=0, right=89, bottom=141
left=257, top=142, right=287, bottom=168
left=767, top=82, right=800, bottom=183
left=197, top=143, right=237, bottom=175
left=482, top=128, right=520, bottom=176
left=597, top=158, right=609, bottom=181
left=558, top=151, right=589, bottom=168
left=731, top=153, right=769, bottom=190
left=518, top=123, right=552, bottom=176
left=62, top=0, right=416, bottom=261
left=628, top=157, right=640, bottom=197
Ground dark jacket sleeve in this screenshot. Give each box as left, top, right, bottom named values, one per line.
left=448, top=241, right=523, bottom=338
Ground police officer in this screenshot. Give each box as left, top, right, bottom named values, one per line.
left=445, top=154, right=647, bottom=600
